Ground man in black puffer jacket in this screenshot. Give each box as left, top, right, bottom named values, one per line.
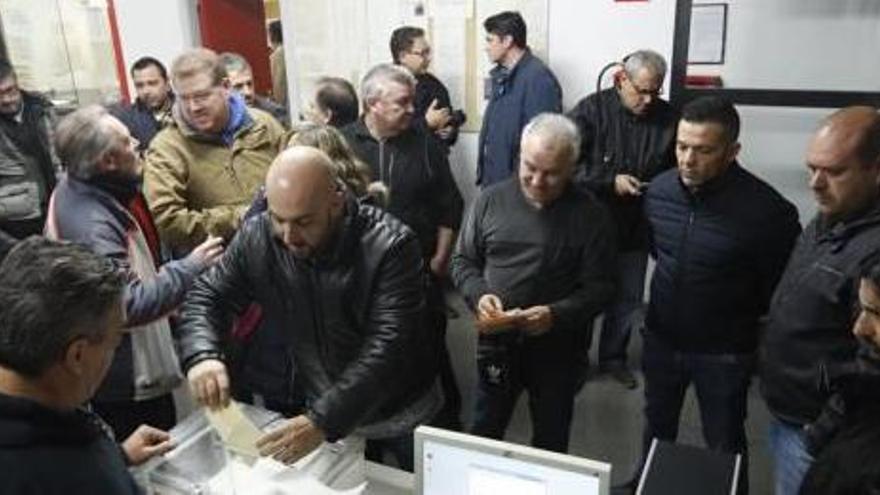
left=178, top=146, right=441, bottom=471
left=641, top=97, right=800, bottom=493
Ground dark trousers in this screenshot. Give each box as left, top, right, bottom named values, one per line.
left=366, top=274, right=458, bottom=471
left=92, top=393, right=176, bottom=440
left=596, top=250, right=648, bottom=368
left=641, top=331, right=753, bottom=493
left=366, top=434, right=415, bottom=472
left=429, top=276, right=462, bottom=431
left=471, top=331, right=578, bottom=453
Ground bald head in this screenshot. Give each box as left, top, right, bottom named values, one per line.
left=266, top=146, right=344, bottom=258
left=267, top=147, right=337, bottom=198
left=807, top=106, right=880, bottom=221
left=815, top=106, right=880, bottom=168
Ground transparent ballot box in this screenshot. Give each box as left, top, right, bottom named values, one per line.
left=133, top=402, right=367, bottom=495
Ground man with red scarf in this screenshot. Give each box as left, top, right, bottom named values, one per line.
left=45, top=106, right=223, bottom=439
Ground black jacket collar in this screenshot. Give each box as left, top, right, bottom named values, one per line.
left=0, top=392, right=104, bottom=448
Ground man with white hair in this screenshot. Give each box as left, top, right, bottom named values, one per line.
left=451, top=113, right=616, bottom=453
left=46, top=105, right=223, bottom=439
left=567, top=49, right=678, bottom=389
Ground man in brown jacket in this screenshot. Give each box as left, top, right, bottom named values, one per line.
left=145, top=48, right=285, bottom=253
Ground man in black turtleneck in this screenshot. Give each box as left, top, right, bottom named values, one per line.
left=44, top=105, right=223, bottom=440
left=0, top=59, right=60, bottom=252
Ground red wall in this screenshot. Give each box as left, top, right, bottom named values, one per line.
left=197, top=0, right=272, bottom=95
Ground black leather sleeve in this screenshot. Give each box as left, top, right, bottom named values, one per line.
left=306, top=233, right=428, bottom=439
left=177, top=220, right=259, bottom=372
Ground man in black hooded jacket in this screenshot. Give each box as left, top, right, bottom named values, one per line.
left=761, top=106, right=880, bottom=495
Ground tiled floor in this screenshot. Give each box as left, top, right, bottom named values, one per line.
left=444, top=293, right=774, bottom=495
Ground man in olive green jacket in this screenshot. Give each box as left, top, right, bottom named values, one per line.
left=145, top=48, right=285, bottom=254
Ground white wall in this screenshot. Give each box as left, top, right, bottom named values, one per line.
left=737, top=106, right=830, bottom=221
left=452, top=0, right=678, bottom=207
left=451, top=0, right=830, bottom=225
left=112, top=0, right=200, bottom=100
left=121, top=0, right=829, bottom=224
left=549, top=0, right=677, bottom=110
left=691, top=0, right=880, bottom=91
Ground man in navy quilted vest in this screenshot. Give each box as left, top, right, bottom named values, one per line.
left=641, top=96, right=800, bottom=493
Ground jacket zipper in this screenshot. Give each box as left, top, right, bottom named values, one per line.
left=672, top=203, right=697, bottom=329
left=309, top=265, right=331, bottom=372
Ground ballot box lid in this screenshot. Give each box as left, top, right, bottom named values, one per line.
left=637, top=439, right=741, bottom=495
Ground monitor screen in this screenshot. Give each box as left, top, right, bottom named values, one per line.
left=416, top=426, right=610, bottom=495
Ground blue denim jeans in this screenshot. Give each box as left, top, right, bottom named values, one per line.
left=597, top=250, right=648, bottom=368
left=641, top=332, right=754, bottom=493
left=768, top=417, right=814, bottom=495
left=471, top=331, right=578, bottom=453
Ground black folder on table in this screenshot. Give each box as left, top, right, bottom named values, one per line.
left=636, top=439, right=741, bottom=495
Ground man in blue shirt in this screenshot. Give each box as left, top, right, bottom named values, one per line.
left=477, top=11, right=562, bottom=187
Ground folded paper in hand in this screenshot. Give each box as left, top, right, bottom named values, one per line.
left=207, top=401, right=264, bottom=458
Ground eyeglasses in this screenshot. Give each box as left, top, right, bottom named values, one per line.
left=627, top=78, right=662, bottom=97
left=408, top=48, right=431, bottom=58
left=176, top=87, right=220, bottom=106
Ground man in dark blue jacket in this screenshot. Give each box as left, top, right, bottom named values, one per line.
left=477, top=11, right=561, bottom=187
left=641, top=97, right=800, bottom=493
left=109, top=56, right=173, bottom=152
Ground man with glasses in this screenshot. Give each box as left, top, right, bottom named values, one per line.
left=391, top=26, right=461, bottom=146
left=0, top=59, right=60, bottom=248
left=144, top=48, right=286, bottom=254
left=567, top=50, right=678, bottom=389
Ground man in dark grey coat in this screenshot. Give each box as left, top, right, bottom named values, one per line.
left=761, top=106, right=880, bottom=495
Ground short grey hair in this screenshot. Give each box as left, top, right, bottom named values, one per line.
left=623, top=49, right=667, bottom=81
left=54, top=105, right=117, bottom=180
left=218, top=52, right=252, bottom=75
left=360, top=63, right=416, bottom=111
left=521, top=113, right=581, bottom=166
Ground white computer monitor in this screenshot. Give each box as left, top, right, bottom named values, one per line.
left=415, top=426, right=611, bottom=495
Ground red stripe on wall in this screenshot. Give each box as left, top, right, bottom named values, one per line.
left=106, top=0, right=130, bottom=104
